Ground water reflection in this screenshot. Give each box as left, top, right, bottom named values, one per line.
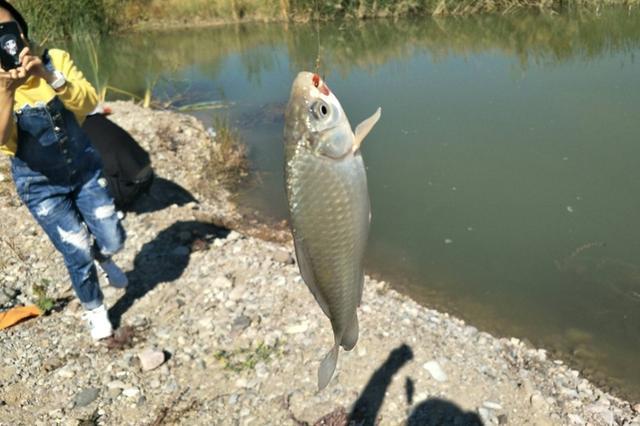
left=67, top=8, right=640, bottom=101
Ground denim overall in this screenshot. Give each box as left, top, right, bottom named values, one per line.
left=10, top=96, right=125, bottom=309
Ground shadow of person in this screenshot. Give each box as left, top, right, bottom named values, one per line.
left=348, top=343, right=414, bottom=426
left=407, top=396, right=484, bottom=426
left=127, top=176, right=198, bottom=214
left=108, top=220, right=228, bottom=328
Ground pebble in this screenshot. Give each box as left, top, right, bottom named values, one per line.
left=227, top=231, right=242, bottom=240
left=232, top=315, right=252, bottom=331
left=229, top=285, right=247, bottom=301
left=212, top=276, right=233, bottom=289
left=107, top=380, right=127, bottom=389
left=483, top=401, right=503, bottom=410
left=530, top=393, right=547, bottom=410
left=272, top=250, right=294, bottom=264
left=478, top=407, right=492, bottom=423
left=423, top=361, right=448, bottom=382
left=138, top=349, right=166, bottom=371
left=106, top=388, right=121, bottom=399
left=568, top=414, right=585, bottom=425
left=56, top=368, right=75, bottom=379
left=74, top=388, right=100, bottom=408
left=634, top=403, right=640, bottom=414
left=285, top=323, right=308, bottom=334
left=123, top=388, right=141, bottom=398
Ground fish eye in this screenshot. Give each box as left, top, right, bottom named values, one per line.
left=311, top=100, right=330, bottom=120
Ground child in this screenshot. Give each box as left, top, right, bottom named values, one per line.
left=0, top=1, right=127, bottom=340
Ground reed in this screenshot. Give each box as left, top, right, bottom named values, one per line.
left=11, top=0, right=640, bottom=41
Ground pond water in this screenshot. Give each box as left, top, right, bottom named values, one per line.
left=68, top=8, right=640, bottom=400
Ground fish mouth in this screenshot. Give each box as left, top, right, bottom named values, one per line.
left=312, top=73, right=331, bottom=96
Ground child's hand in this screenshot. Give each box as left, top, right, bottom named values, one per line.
left=0, top=65, right=27, bottom=94
left=19, top=47, right=48, bottom=81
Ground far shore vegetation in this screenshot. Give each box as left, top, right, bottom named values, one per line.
left=13, top=0, right=640, bottom=41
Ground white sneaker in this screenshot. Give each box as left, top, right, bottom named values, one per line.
left=82, top=304, right=113, bottom=340
left=97, top=259, right=128, bottom=288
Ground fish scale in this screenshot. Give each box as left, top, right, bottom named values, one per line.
left=284, top=71, right=381, bottom=389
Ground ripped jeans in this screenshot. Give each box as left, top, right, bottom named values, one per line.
left=11, top=97, right=125, bottom=309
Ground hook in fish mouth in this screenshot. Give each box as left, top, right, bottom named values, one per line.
left=312, top=73, right=331, bottom=96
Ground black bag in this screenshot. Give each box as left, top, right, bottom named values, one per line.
left=82, top=113, right=154, bottom=210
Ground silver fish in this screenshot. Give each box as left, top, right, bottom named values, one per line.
left=284, top=71, right=381, bottom=389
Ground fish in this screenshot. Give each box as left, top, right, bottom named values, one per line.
left=283, top=71, right=381, bottom=390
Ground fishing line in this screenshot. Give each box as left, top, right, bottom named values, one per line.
left=314, top=0, right=322, bottom=77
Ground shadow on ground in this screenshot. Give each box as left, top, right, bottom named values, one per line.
left=108, top=220, right=228, bottom=328
left=335, top=343, right=483, bottom=426
left=126, top=176, right=198, bottom=215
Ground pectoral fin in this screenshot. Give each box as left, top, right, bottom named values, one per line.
left=353, top=107, right=382, bottom=152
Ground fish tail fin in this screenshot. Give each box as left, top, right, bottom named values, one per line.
left=318, top=344, right=340, bottom=390
left=340, top=313, right=359, bottom=351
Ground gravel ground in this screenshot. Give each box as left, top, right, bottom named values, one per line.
left=0, top=102, right=638, bottom=426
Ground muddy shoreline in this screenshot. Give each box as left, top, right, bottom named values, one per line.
left=0, top=102, right=638, bottom=425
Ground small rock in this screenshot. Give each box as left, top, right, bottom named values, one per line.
left=483, top=401, right=503, bottom=410
left=107, top=380, right=127, bottom=389
left=138, top=349, right=166, bottom=371
left=74, top=388, right=100, bottom=408
left=232, top=315, right=252, bottom=331
left=212, top=276, right=233, bottom=289
left=42, top=357, right=64, bottom=372
left=57, top=368, right=75, bottom=379
left=634, top=404, right=640, bottom=414
left=530, top=393, right=547, bottom=410
left=227, top=231, right=242, bottom=240
left=131, top=316, right=148, bottom=328
left=477, top=407, right=491, bottom=423
left=285, top=323, right=308, bottom=334
left=106, top=388, right=121, bottom=399
left=273, top=250, right=294, bottom=264
left=497, top=414, right=508, bottom=425
left=568, top=414, right=585, bottom=425
left=229, top=285, right=246, bottom=301
left=48, top=408, right=64, bottom=419
left=229, top=394, right=239, bottom=405
left=423, top=361, right=447, bottom=382
left=123, top=387, right=140, bottom=398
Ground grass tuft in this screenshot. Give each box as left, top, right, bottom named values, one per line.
left=33, top=279, right=55, bottom=314
left=204, top=116, right=249, bottom=189
left=214, top=341, right=281, bottom=372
